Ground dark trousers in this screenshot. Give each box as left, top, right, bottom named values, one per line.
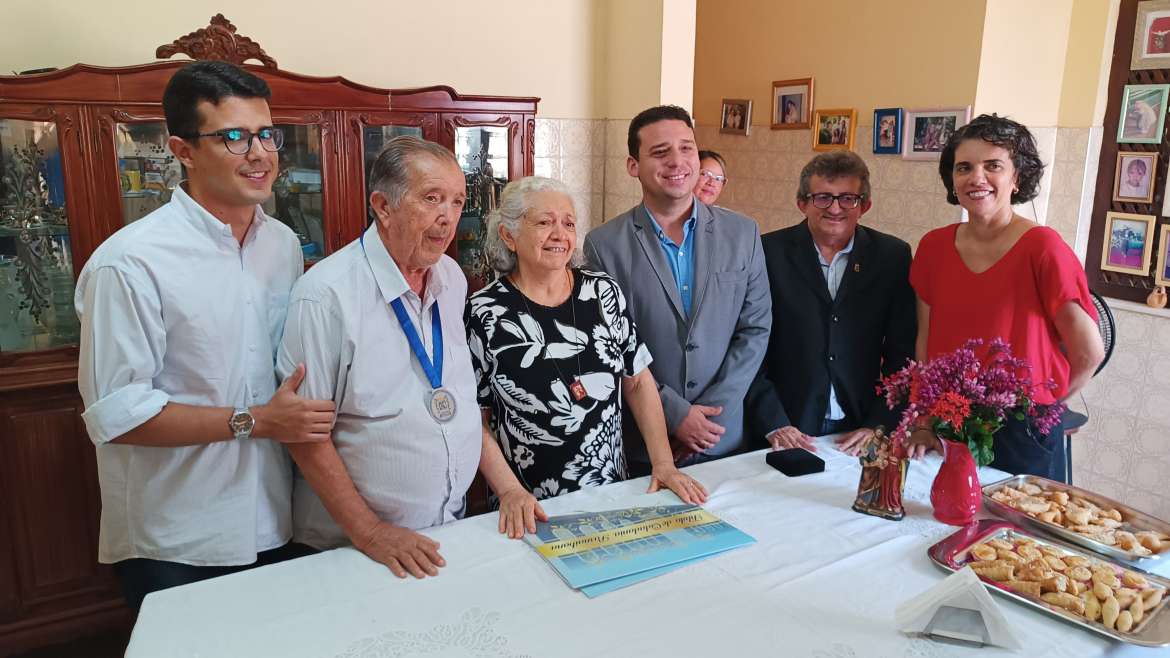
left=113, top=542, right=317, bottom=612
left=989, top=414, right=1066, bottom=482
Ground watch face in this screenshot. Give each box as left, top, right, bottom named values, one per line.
left=231, top=410, right=255, bottom=435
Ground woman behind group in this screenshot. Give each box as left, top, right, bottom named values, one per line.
left=694, top=149, right=727, bottom=206
left=908, top=114, right=1104, bottom=480
left=466, top=176, right=707, bottom=538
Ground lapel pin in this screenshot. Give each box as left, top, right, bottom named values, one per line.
left=854, top=263, right=861, bottom=273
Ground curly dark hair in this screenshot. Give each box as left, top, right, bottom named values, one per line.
left=938, top=114, right=1045, bottom=206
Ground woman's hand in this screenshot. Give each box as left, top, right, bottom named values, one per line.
left=497, top=487, right=548, bottom=539
left=648, top=465, right=708, bottom=504
left=905, top=427, right=942, bottom=461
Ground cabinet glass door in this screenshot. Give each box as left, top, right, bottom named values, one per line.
left=116, top=122, right=182, bottom=224
left=0, top=119, right=79, bottom=351
left=361, top=125, right=424, bottom=223
left=271, top=124, right=326, bottom=264
left=454, top=125, right=508, bottom=289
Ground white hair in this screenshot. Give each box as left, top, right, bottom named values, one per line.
left=484, top=176, right=588, bottom=275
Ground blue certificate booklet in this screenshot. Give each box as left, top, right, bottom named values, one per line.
left=523, top=504, right=755, bottom=596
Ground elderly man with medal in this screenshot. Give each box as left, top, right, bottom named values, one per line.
left=277, top=136, right=481, bottom=579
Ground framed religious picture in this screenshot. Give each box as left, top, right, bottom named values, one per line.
left=720, top=98, right=752, bottom=136
left=1132, top=0, right=1170, bottom=70
left=902, top=107, right=971, bottom=160
left=872, top=108, right=903, bottom=155
left=1155, top=225, right=1170, bottom=287
left=1113, top=151, right=1158, bottom=203
left=1100, top=211, right=1155, bottom=276
left=1117, top=84, right=1170, bottom=144
left=812, top=108, right=856, bottom=151
left=771, top=77, right=813, bottom=130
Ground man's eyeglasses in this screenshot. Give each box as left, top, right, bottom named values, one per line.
left=189, top=127, right=285, bottom=155
left=804, top=192, right=865, bottom=209
left=700, top=170, right=727, bottom=184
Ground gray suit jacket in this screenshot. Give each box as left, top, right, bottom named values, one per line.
left=584, top=202, right=771, bottom=461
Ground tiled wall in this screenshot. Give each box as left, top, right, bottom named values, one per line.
left=534, top=117, right=1169, bottom=520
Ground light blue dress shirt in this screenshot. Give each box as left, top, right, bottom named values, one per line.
left=815, top=234, right=855, bottom=421
left=645, top=202, right=698, bottom=316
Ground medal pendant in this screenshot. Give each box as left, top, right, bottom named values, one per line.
left=428, top=388, right=457, bottom=423
left=569, top=378, right=587, bottom=401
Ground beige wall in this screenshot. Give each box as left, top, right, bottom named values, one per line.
left=0, top=0, right=606, bottom=119
left=1058, top=0, right=1120, bottom=127
left=974, top=0, right=1074, bottom=126
left=692, top=0, right=987, bottom=126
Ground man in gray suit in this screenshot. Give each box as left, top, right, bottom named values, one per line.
left=584, top=105, right=770, bottom=474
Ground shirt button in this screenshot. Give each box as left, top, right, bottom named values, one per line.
left=246, top=297, right=253, bottom=305
left=832, top=315, right=839, bottom=323
left=828, top=354, right=836, bottom=362
left=686, top=380, right=697, bottom=389
left=249, top=345, right=257, bottom=352
left=686, top=343, right=697, bottom=352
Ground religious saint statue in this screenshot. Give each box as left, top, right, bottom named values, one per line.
left=852, top=427, right=907, bottom=521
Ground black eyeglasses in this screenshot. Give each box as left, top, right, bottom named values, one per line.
left=189, top=127, right=285, bottom=155
left=804, top=192, right=865, bottom=209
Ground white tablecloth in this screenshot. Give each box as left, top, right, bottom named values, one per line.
left=127, top=437, right=1168, bottom=657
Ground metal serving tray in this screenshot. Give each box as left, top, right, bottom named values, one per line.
left=982, top=474, right=1170, bottom=564
left=928, top=519, right=1170, bottom=646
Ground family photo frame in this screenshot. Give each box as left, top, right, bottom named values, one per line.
left=1131, top=0, right=1170, bottom=70
left=1113, top=151, right=1158, bottom=204
left=872, top=108, right=903, bottom=155
left=1100, top=211, right=1156, bottom=276
left=1116, top=84, right=1169, bottom=144
left=771, top=77, right=813, bottom=130
left=902, top=107, right=971, bottom=160
left=720, top=98, right=752, bottom=136
left=812, top=108, right=856, bottom=151
left=1157, top=225, right=1170, bottom=287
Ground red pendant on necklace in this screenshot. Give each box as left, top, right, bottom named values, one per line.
left=570, top=378, right=587, bottom=401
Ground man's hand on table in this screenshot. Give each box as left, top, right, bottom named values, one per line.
left=496, top=486, right=548, bottom=539
left=648, top=464, right=709, bottom=504
left=834, top=428, right=875, bottom=456
left=674, top=404, right=725, bottom=455
left=357, top=521, right=445, bottom=579
left=766, top=425, right=816, bottom=452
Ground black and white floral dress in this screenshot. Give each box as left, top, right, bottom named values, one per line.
left=464, top=269, right=652, bottom=500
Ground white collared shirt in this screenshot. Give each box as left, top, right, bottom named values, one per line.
left=813, top=234, right=855, bottom=422
left=278, top=224, right=481, bottom=550
left=75, top=185, right=303, bottom=566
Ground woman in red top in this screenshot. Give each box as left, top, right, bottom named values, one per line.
left=908, top=114, right=1104, bottom=481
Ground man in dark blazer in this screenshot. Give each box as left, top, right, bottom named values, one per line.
left=747, top=151, right=915, bottom=455
left=585, top=105, right=770, bottom=474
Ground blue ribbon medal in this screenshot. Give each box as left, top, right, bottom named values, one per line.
left=390, top=298, right=456, bottom=423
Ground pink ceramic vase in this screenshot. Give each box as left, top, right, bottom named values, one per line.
left=930, top=439, right=981, bottom=525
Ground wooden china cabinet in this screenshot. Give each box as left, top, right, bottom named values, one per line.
left=0, top=16, right=536, bottom=654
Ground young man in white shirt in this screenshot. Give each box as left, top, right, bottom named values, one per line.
left=75, top=61, right=335, bottom=611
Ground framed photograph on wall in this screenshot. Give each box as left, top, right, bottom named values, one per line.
left=1132, top=0, right=1170, bottom=70
left=1116, top=84, right=1170, bottom=144
left=902, top=107, right=972, bottom=160
left=872, top=108, right=903, bottom=155
left=1113, top=151, right=1158, bottom=203
left=1100, top=211, right=1155, bottom=276
left=812, top=108, right=856, bottom=151
left=771, top=77, right=813, bottom=130
left=1156, top=225, right=1170, bottom=287
left=720, top=98, right=752, bottom=136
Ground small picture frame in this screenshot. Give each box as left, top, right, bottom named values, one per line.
left=720, top=99, right=752, bottom=136
left=1156, top=225, right=1170, bottom=287
left=1132, top=0, right=1170, bottom=70
left=902, top=107, right=972, bottom=161
left=812, top=108, right=856, bottom=151
left=872, top=108, right=904, bottom=155
left=1117, top=84, right=1170, bottom=144
left=771, top=77, right=813, bottom=130
left=1113, top=151, right=1158, bottom=204
left=1100, top=211, right=1156, bottom=276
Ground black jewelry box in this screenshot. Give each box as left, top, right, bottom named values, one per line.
left=765, top=448, right=825, bottom=476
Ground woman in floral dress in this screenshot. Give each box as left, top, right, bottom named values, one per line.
left=465, top=177, right=707, bottom=538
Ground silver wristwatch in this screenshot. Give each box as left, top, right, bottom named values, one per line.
left=229, top=408, right=255, bottom=441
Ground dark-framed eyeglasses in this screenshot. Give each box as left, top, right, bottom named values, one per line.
left=804, top=192, right=865, bottom=209
left=190, top=127, right=285, bottom=155
left=700, top=169, right=727, bottom=184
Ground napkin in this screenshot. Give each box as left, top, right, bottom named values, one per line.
left=895, top=566, right=1022, bottom=649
